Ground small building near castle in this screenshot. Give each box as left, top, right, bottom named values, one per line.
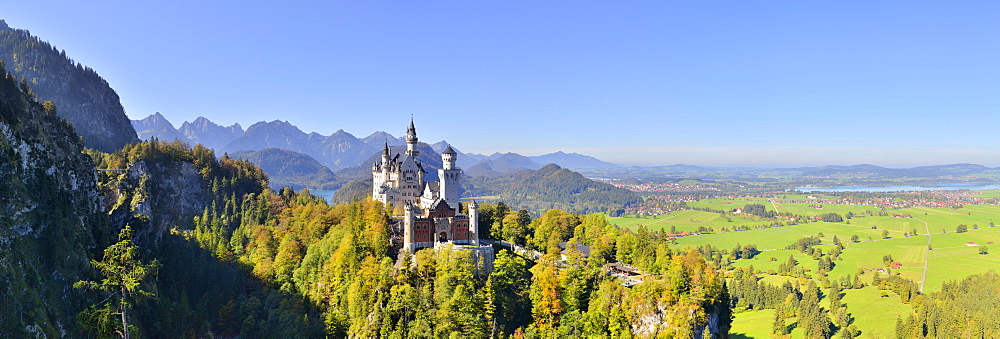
left=372, top=120, right=493, bottom=273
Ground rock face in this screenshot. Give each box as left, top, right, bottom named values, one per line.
left=0, top=65, right=109, bottom=336
left=105, top=159, right=210, bottom=246
left=0, top=20, right=138, bottom=152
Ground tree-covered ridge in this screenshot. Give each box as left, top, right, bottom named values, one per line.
left=468, top=163, right=643, bottom=214
left=230, top=148, right=341, bottom=191
left=896, top=271, right=1000, bottom=337
left=0, top=59, right=110, bottom=336
left=88, top=140, right=323, bottom=336
left=0, top=19, right=137, bottom=152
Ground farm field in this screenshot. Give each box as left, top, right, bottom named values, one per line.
left=894, top=206, right=1000, bottom=232
left=675, top=222, right=888, bottom=251
left=689, top=222, right=1000, bottom=292
left=769, top=202, right=880, bottom=217
left=605, top=210, right=770, bottom=233
left=729, top=286, right=912, bottom=338
left=829, top=236, right=928, bottom=283
left=686, top=197, right=881, bottom=217
left=687, top=198, right=775, bottom=212
left=729, top=309, right=775, bottom=338
left=840, top=215, right=924, bottom=234
left=838, top=286, right=913, bottom=338
left=972, top=189, right=1000, bottom=199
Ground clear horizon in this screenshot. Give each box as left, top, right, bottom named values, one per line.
left=6, top=2, right=1000, bottom=167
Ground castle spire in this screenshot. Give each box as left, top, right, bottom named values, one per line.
left=405, top=118, right=419, bottom=157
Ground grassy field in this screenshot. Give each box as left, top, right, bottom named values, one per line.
left=605, top=210, right=771, bottom=233
left=675, top=222, right=889, bottom=251
left=686, top=197, right=881, bottom=217
left=729, top=286, right=912, bottom=338
left=687, top=198, right=774, bottom=212
left=686, top=222, right=1000, bottom=292
left=666, top=202, right=1000, bottom=337
left=770, top=202, right=880, bottom=217
left=972, top=189, right=1000, bottom=199
left=839, top=215, right=924, bottom=234
left=729, top=309, right=776, bottom=338
left=839, top=286, right=913, bottom=338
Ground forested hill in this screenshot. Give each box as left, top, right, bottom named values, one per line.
left=230, top=148, right=341, bottom=191
left=467, top=163, right=642, bottom=214
left=0, top=61, right=111, bottom=336
left=0, top=19, right=137, bottom=152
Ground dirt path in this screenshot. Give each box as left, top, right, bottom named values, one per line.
left=914, top=217, right=931, bottom=293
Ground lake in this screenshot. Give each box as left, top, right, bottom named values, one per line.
left=306, top=189, right=336, bottom=203
left=795, top=183, right=1000, bottom=193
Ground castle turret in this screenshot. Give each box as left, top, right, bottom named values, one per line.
left=403, top=202, right=416, bottom=253
left=405, top=118, right=419, bottom=157
left=442, top=145, right=456, bottom=170
left=439, top=146, right=461, bottom=210
left=468, top=200, right=479, bottom=246
left=381, top=141, right=390, bottom=164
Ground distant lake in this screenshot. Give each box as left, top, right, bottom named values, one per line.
left=796, top=183, right=1000, bottom=193
left=307, top=189, right=336, bottom=203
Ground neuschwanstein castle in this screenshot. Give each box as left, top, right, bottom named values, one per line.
left=372, top=120, right=492, bottom=267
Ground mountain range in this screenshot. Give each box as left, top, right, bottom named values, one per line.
left=132, top=113, right=619, bottom=176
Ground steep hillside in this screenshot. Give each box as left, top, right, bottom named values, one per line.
left=0, top=20, right=137, bottom=152
left=230, top=148, right=340, bottom=190
left=88, top=140, right=322, bottom=336
left=0, top=63, right=110, bottom=336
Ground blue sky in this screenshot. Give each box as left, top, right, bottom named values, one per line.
left=6, top=1, right=1000, bottom=167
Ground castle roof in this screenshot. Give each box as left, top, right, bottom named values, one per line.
left=442, top=146, right=457, bottom=155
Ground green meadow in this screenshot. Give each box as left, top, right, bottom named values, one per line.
left=662, top=202, right=1000, bottom=337
left=729, top=287, right=912, bottom=338
left=675, top=222, right=890, bottom=251
left=972, top=189, right=1000, bottom=199
left=605, top=210, right=771, bottom=233
left=686, top=197, right=881, bottom=217
left=769, top=202, right=880, bottom=217
left=729, top=309, right=776, bottom=339
left=687, top=198, right=774, bottom=212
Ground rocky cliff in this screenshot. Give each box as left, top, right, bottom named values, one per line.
left=0, top=19, right=137, bottom=152
left=0, top=62, right=110, bottom=336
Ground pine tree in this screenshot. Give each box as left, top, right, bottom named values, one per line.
left=772, top=308, right=787, bottom=336
left=74, top=225, right=160, bottom=338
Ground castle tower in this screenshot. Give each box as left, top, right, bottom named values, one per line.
left=405, top=118, right=419, bottom=157
left=468, top=200, right=479, bottom=246
left=403, top=202, right=416, bottom=253
left=373, top=142, right=391, bottom=198
left=438, top=146, right=461, bottom=210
